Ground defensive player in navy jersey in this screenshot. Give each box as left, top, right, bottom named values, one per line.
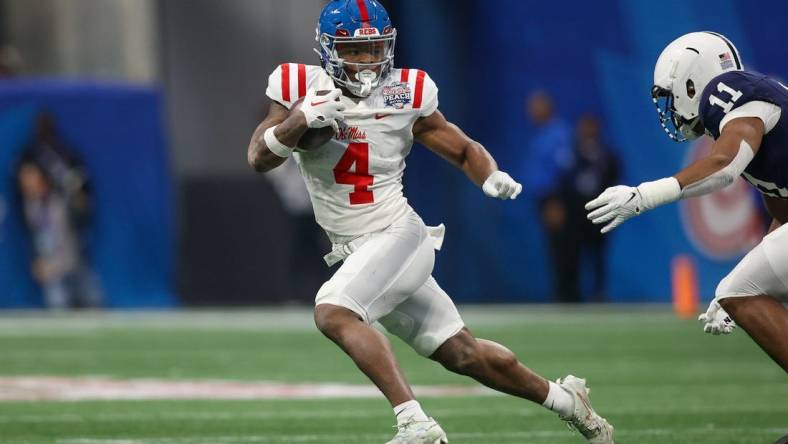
left=585, top=32, right=788, bottom=372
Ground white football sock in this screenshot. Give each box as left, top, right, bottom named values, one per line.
left=542, top=381, right=574, bottom=417
left=393, top=399, right=429, bottom=425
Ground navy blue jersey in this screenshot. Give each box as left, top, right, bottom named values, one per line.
left=699, top=70, right=788, bottom=198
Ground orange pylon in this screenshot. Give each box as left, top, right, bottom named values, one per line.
left=671, top=255, right=700, bottom=319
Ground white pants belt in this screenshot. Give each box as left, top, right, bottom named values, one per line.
left=323, top=234, right=372, bottom=267
left=323, top=223, right=446, bottom=267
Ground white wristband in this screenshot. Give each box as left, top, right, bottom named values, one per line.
left=637, top=177, right=681, bottom=210
left=263, top=126, right=293, bottom=158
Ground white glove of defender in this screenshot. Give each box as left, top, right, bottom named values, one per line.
left=482, top=171, right=522, bottom=200
left=698, top=300, right=736, bottom=335
left=585, top=185, right=645, bottom=233
left=586, top=178, right=681, bottom=234
left=300, top=88, right=345, bottom=129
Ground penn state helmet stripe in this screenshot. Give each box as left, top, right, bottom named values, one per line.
left=413, top=70, right=426, bottom=109
left=297, top=64, right=307, bottom=99
left=281, top=63, right=291, bottom=102
left=704, top=31, right=742, bottom=69
left=400, top=69, right=410, bottom=83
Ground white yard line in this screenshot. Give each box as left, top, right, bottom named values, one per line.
left=3, top=375, right=783, bottom=402
left=0, top=376, right=493, bottom=401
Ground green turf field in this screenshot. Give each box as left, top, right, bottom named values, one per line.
left=0, top=306, right=785, bottom=443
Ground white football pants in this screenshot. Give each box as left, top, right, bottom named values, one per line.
left=715, top=222, right=788, bottom=302
left=316, top=210, right=464, bottom=356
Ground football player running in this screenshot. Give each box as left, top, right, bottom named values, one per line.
left=248, top=1, right=613, bottom=443
left=586, top=32, right=788, bottom=372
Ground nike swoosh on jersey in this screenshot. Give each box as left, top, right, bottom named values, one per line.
left=310, top=100, right=329, bottom=106
left=374, top=113, right=391, bottom=120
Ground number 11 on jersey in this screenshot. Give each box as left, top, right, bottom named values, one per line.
left=333, top=142, right=374, bottom=205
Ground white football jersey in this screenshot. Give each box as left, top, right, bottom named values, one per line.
left=266, top=63, right=439, bottom=237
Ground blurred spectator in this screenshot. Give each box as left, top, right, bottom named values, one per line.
left=26, top=114, right=93, bottom=228
left=0, top=44, right=24, bottom=77
left=520, top=91, right=576, bottom=302
left=559, top=114, right=621, bottom=302
left=522, top=91, right=575, bottom=199
left=17, top=113, right=102, bottom=309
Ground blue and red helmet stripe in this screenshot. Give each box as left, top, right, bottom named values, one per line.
left=316, top=0, right=396, bottom=96
left=318, top=0, right=392, bottom=38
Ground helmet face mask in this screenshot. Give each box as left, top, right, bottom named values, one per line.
left=317, top=30, right=396, bottom=97
left=316, top=0, right=396, bottom=98
left=652, top=84, right=703, bottom=142
left=651, top=32, right=743, bottom=142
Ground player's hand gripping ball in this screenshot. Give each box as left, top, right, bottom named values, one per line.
left=292, top=89, right=344, bottom=150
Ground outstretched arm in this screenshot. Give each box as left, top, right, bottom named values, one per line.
left=413, top=110, right=522, bottom=199
left=674, top=117, right=764, bottom=193
left=586, top=117, right=765, bottom=233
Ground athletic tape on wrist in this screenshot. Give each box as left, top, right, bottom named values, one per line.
left=263, top=126, right=293, bottom=158
left=637, top=177, right=681, bottom=210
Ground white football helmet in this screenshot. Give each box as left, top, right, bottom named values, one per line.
left=652, top=32, right=743, bottom=141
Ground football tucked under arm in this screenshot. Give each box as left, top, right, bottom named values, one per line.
left=290, top=90, right=339, bottom=151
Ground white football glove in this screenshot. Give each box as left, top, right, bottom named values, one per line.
left=698, top=300, right=736, bottom=335
left=300, top=88, right=345, bottom=130
left=585, top=185, right=644, bottom=233
left=482, top=171, right=523, bottom=200
left=586, top=178, right=680, bottom=234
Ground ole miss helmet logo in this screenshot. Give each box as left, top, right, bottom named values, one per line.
left=383, top=82, right=411, bottom=109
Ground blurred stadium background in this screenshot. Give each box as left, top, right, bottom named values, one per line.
left=0, top=1, right=786, bottom=443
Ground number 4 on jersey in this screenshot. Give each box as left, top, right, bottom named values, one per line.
left=333, top=142, right=374, bottom=205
